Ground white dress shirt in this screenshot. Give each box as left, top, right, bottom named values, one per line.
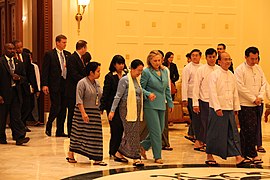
left=209, top=67, right=240, bottom=111
left=181, top=62, right=203, bottom=101
left=32, top=63, right=41, bottom=91
left=193, top=64, right=219, bottom=106
left=234, top=62, right=266, bottom=107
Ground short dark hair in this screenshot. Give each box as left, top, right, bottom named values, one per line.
left=82, top=52, right=92, bottom=63
left=218, top=43, right=226, bottom=50
left=158, top=50, right=164, bottom=58
left=190, top=49, right=202, bottom=56
left=12, top=39, right=22, bottom=46
left=109, top=55, right=125, bottom=72
left=205, top=48, right=217, bottom=57
left=23, top=48, right=31, bottom=54
left=163, top=51, right=174, bottom=66
left=245, top=46, right=259, bottom=57
left=85, top=61, right=101, bottom=76
left=186, top=53, right=191, bottom=59
left=131, top=59, right=144, bottom=69
left=55, top=34, right=67, bottom=42
left=76, top=40, right=87, bottom=50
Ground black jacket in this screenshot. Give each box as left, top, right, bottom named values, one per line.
left=100, top=72, right=125, bottom=112
left=41, top=48, right=71, bottom=93
left=66, top=52, right=87, bottom=99
left=20, top=52, right=38, bottom=95
left=0, top=56, right=26, bottom=104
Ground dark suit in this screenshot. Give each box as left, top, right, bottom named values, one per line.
left=100, top=72, right=125, bottom=156
left=41, top=48, right=71, bottom=135
left=0, top=56, right=27, bottom=141
left=66, top=51, right=87, bottom=137
left=19, top=52, right=38, bottom=125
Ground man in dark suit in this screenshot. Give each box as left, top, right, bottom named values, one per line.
left=66, top=40, right=88, bottom=137
left=13, top=40, right=38, bottom=132
left=0, top=43, right=30, bottom=145
left=42, top=34, right=71, bottom=137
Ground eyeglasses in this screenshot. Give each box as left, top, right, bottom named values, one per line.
left=217, top=48, right=224, bottom=50
left=222, top=58, right=232, bottom=62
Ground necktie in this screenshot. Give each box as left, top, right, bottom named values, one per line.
left=9, top=58, right=15, bottom=86
left=60, top=52, right=66, bottom=79
left=9, top=58, right=15, bottom=72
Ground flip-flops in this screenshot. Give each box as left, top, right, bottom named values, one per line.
left=184, top=135, right=196, bottom=143
left=66, top=157, right=77, bottom=163
left=257, top=147, right=266, bottom=153
left=194, top=146, right=205, bottom=152
left=93, top=161, right=107, bottom=166
left=236, top=159, right=254, bottom=168
left=205, top=160, right=219, bottom=167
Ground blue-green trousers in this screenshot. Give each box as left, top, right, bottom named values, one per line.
left=141, top=108, right=165, bottom=159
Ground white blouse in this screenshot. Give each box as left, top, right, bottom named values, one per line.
left=209, top=67, right=240, bottom=111
left=181, top=62, right=202, bottom=101
left=234, top=62, right=266, bottom=107
left=193, top=64, right=219, bottom=106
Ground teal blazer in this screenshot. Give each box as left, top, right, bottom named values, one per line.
left=141, top=67, right=174, bottom=110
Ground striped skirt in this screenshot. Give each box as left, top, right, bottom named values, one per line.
left=70, top=107, right=103, bottom=161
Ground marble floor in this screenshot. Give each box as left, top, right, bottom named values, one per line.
left=2, top=120, right=270, bottom=179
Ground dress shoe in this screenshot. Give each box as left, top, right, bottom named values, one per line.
left=0, top=140, right=7, bottom=144
left=16, top=137, right=30, bottom=145
left=56, top=133, right=68, bottom=137
left=45, top=124, right=52, bottom=136
left=25, top=127, right=31, bottom=132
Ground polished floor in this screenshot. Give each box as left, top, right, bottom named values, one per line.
left=2, top=120, right=270, bottom=179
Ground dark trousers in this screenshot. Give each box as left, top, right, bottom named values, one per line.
left=21, top=93, right=34, bottom=126
left=187, top=98, right=195, bottom=137
left=107, top=108, right=123, bottom=156
left=256, top=104, right=263, bottom=147
left=0, top=88, right=26, bottom=141
left=162, top=104, right=170, bottom=147
left=67, top=97, right=76, bottom=137
left=239, top=106, right=258, bottom=158
left=199, top=100, right=209, bottom=143
left=188, top=98, right=201, bottom=140
left=47, top=79, right=67, bottom=135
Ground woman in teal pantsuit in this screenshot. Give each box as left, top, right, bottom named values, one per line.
left=140, top=50, right=174, bottom=164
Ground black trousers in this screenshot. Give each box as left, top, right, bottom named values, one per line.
left=67, top=97, right=76, bottom=137
left=256, top=104, right=263, bottom=147
left=47, top=79, right=67, bottom=135
left=107, top=108, right=123, bottom=156
left=239, top=106, right=259, bottom=158
left=21, top=92, right=34, bottom=126
left=0, top=88, right=26, bottom=141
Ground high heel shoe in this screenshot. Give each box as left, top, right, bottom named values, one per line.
left=66, top=157, right=77, bottom=163
left=154, top=159, right=163, bottom=164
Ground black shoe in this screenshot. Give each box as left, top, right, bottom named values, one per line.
left=25, top=127, right=31, bottom=132
left=16, top=137, right=30, bottom=145
left=45, top=123, right=52, bottom=136
left=56, top=133, right=68, bottom=137
left=114, top=156, right=128, bottom=163
left=0, top=140, right=7, bottom=144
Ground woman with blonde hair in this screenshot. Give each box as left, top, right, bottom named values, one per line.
left=140, top=50, right=174, bottom=164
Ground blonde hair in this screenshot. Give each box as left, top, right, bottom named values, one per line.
left=147, top=50, right=162, bottom=68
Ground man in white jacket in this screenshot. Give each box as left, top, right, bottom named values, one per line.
left=182, top=49, right=203, bottom=151
left=235, top=47, right=266, bottom=164
left=206, top=52, right=252, bottom=167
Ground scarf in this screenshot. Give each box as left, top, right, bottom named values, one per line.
left=126, top=73, right=143, bottom=122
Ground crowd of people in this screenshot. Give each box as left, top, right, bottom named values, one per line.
left=0, top=34, right=268, bottom=168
